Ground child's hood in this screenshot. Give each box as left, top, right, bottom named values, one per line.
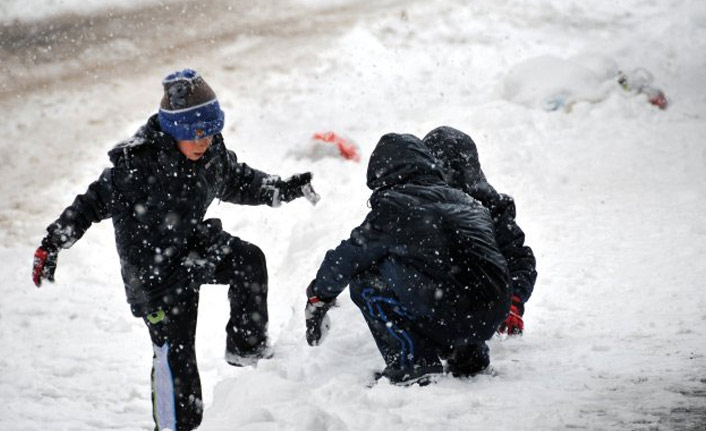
left=107, top=115, right=170, bottom=166
left=422, top=126, right=486, bottom=192
left=366, top=133, right=444, bottom=191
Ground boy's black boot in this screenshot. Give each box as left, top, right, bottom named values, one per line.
left=374, top=362, right=444, bottom=387
left=446, top=342, right=490, bottom=377
left=225, top=334, right=272, bottom=367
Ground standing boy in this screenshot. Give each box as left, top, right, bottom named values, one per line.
left=31, top=69, right=317, bottom=430
left=304, top=133, right=509, bottom=385
left=423, top=126, right=537, bottom=335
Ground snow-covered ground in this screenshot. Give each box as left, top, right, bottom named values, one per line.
left=1, top=0, right=705, bottom=430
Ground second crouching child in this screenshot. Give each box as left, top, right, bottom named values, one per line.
left=304, top=133, right=510, bottom=385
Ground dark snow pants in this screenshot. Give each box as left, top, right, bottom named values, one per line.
left=144, top=232, right=268, bottom=431
left=349, top=260, right=508, bottom=379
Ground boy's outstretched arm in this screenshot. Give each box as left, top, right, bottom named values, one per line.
left=304, top=218, right=388, bottom=345
left=219, top=148, right=319, bottom=207
left=32, top=168, right=116, bottom=287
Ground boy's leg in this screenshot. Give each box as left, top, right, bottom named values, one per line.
left=208, top=234, right=269, bottom=359
left=349, top=278, right=442, bottom=384
left=418, top=292, right=502, bottom=378
left=144, top=296, right=202, bottom=431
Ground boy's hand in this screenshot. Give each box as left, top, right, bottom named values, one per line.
left=305, top=281, right=335, bottom=346
left=497, top=295, right=524, bottom=335
left=32, top=240, right=59, bottom=287
left=280, top=172, right=320, bottom=205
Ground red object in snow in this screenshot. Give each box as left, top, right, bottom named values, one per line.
left=312, top=131, right=361, bottom=162
left=617, top=69, right=668, bottom=110
left=648, top=90, right=668, bottom=110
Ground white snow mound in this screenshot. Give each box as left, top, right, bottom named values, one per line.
left=502, top=55, right=618, bottom=111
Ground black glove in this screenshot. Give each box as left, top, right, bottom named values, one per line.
left=32, top=238, right=59, bottom=287
left=305, top=281, right=335, bottom=346
left=279, top=172, right=320, bottom=205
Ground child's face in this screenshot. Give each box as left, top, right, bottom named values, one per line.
left=177, top=136, right=213, bottom=161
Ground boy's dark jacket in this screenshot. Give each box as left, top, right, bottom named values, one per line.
left=311, top=133, right=510, bottom=316
left=45, top=115, right=278, bottom=316
left=423, top=126, right=537, bottom=304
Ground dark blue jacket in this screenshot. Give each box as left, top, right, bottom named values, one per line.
left=311, top=133, right=510, bottom=317
left=45, top=115, right=278, bottom=316
left=423, top=126, right=537, bottom=304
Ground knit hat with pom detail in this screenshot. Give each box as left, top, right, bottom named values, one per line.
left=158, top=69, right=225, bottom=141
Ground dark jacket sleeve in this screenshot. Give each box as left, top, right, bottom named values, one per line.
left=312, top=215, right=389, bottom=300
left=219, top=148, right=281, bottom=206
left=470, top=181, right=536, bottom=304
left=45, top=168, right=116, bottom=248
left=488, top=193, right=537, bottom=304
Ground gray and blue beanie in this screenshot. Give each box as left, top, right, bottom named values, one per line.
left=158, top=69, right=225, bottom=141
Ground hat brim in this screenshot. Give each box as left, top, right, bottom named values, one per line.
left=158, top=100, right=225, bottom=141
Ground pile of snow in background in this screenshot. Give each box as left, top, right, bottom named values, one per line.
left=1, top=0, right=705, bottom=430
left=502, top=54, right=617, bottom=111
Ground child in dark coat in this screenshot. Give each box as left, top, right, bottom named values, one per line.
left=31, top=69, right=318, bottom=431
left=423, top=126, right=537, bottom=335
left=304, top=133, right=509, bottom=385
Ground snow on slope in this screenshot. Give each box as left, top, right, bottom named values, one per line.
left=1, top=0, right=705, bottom=430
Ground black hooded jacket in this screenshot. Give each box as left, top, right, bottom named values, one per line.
left=45, top=115, right=279, bottom=316
left=423, top=126, right=537, bottom=304
left=311, top=133, right=510, bottom=316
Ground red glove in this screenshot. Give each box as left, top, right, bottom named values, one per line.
left=498, top=296, right=524, bottom=335
left=32, top=240, right=59, bottom=287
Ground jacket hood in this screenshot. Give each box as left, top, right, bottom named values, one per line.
left=366, top=133, right=444, bottom=191
left=108, top=115, right=172, bottom=165
left=422, top=126, right=486, bottom=192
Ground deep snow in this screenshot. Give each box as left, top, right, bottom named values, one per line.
left=1, top=0, right=705, bottom=430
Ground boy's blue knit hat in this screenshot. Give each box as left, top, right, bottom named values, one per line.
left=158, top=69, right=225, bottom=141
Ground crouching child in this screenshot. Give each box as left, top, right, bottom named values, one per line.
left=422, top=126, right=537, bottom=336
left=31, top=69, right=318, bottom=430
left=304, top=133, right=509, bottom=385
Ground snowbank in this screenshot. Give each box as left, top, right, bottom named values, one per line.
left=502, top=54, right=617, bottom=111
